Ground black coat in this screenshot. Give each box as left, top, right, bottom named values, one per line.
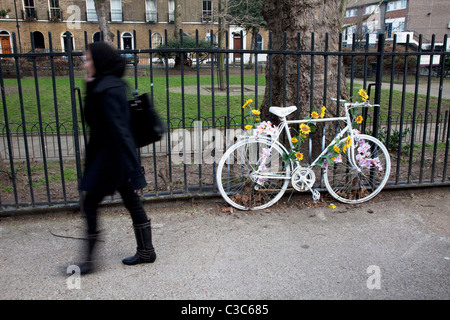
left=80, top=75, right=146, bottom=196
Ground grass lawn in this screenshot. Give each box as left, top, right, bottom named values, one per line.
left=1, top=73, right=448, bottom=132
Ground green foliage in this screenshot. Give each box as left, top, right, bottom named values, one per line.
left=371, top=127, right=411, bottom=152
left=0, top=8, right=11, bottom=18
left=227, top=0, right=266, bottom=31
left=156, top=36, right=216, bottom=65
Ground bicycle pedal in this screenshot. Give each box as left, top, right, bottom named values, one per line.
left=311, top=189, right=321, bottom=201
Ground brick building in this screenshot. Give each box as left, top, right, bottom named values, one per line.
left=0, top=0, right=267, bottom=63
left=0, top=1, right=226, bottom=51
left=1, top=1, right=448, bottom=58
left=342, top=0, right=450, bottom=48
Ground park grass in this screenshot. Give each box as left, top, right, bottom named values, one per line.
left=1, top=74, right=448, bottom=131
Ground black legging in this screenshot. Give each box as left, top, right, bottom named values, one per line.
left=82, top=181, right=148, bottom=235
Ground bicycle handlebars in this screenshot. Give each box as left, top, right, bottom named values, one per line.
left=331, top=98, right=379, bottom=109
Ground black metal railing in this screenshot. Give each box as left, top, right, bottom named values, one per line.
left=0, top=29, right=449, bottom=213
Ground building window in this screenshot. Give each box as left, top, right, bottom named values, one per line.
left=387, top=0, right=407, bottom=11
left=93, top=32, right=101, bottom=42
left=256, top=34, right=263, bottom=50
left=110, top=0, right=122, bottom=22
left=386, top=23, right=393, bottom=38
left=33, top=31, right=45, bottom=49
left=151, top=33, right=162, bottom=48
left=168, top=0, right=174, bottom=22
left=365, top=5, right=379, bottom=15
left=202, top=0, right=212, bottom=22
left=49, top=0, right=62, bottom=21
left=343, top=25, right=356, bottom=42
left=86, top=0, right=98, bottom=22
left=23, top=0, right=37, bottom=20
left=345, top=8, right=357, bottom=17
left=62, top=31, right=74, bottom=51
left=145, top=0, right=157, bottom=22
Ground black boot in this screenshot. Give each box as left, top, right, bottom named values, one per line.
left=122, top=220, right=156, bottom=265
left=78, top=231, right=100, bottom=275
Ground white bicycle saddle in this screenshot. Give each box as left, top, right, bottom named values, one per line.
left=269, top=106, right=297, bottom=118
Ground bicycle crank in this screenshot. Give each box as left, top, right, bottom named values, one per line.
left=291, top=167, right=315, bottom=192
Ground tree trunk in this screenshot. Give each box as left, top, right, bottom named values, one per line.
left=261, top=0, right=349, bottom=156
left=94, top=0, right=114, bottom=44
left=217, top=0, right=228, bottom=90
left=174, top=0, right=182, bottom=38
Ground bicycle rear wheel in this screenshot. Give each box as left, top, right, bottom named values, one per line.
left=216, top=138, right=291, bottom=210
left=323, top=134, right=391, bottom=204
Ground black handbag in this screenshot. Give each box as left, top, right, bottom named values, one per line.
left=129, top=93, right=166, bottom=148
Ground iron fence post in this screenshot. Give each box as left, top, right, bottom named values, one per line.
left=373, top=33, right=385, bottom=139
left=65, top=31, right=83, bottom=201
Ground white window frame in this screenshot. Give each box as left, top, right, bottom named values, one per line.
left=61, top=31, right=75, bottom=51
left=86, top=0, right=97, bottom=22
left=365, top=5, right=379, bottom=15
left=202, top=0, right=213, bottom=22
left=151, top=32, right=162, bottom=48
left=387, top=0, right=407, bottom=12
left=110, top=0, right=122, bottom=22
left=168, top=0, right=174, bottom=22
left=145, top=0, right=157, bottom=22
left=48, top=0, right=61, bottom=20
left=345, top=8, right=357, bottom=17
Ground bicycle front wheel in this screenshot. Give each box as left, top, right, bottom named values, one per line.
left=216, top=138, right=291, bottom=210
left=323, top=134, right=391, bottom=204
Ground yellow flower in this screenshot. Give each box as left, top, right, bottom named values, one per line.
left=346, top=136, right=352, bottom=146
left=320, top=106, right=326, bottom=118
left=291, top=137, right=298, bottom=144
left=333, top=145, right=340, bottom=153
left=255, top=118, right=260, bottom=122
left=295, top=152, right=304, bottom=161
left=242, top=99, right=253, bottom=109
left=342, top=145, right=348, bottom=153
left=358, top=89, right=369, bottom=102
left=299, top=123, right=311, bottom=135
left=245, top=125, right=253, bottom=130
left=355, top=115, right=363, bottom=124
left=328, top=203, right=336, bottom=209
left=311, top=111, right=319, bottom=119
left=252, top=109, right=261, bottom=115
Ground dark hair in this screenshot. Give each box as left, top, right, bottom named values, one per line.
left=88, top=42, right=126, bottom=78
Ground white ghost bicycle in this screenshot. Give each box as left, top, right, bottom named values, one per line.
left=216, top=99, right=391, bottom=210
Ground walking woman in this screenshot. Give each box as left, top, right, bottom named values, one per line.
left=77, top=42, right=156, bottom=274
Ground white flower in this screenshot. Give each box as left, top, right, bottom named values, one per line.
left=334, top=155, right=343, bottom=163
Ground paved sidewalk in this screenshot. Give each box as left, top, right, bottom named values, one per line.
left=0, top=187, right=449, bottom=300
left=353, top=78, right=450, bottom=99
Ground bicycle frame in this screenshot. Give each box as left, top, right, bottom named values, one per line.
left=264, top=103, right=358, bottom=172
left=245, top=101, right=379, bottom=184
